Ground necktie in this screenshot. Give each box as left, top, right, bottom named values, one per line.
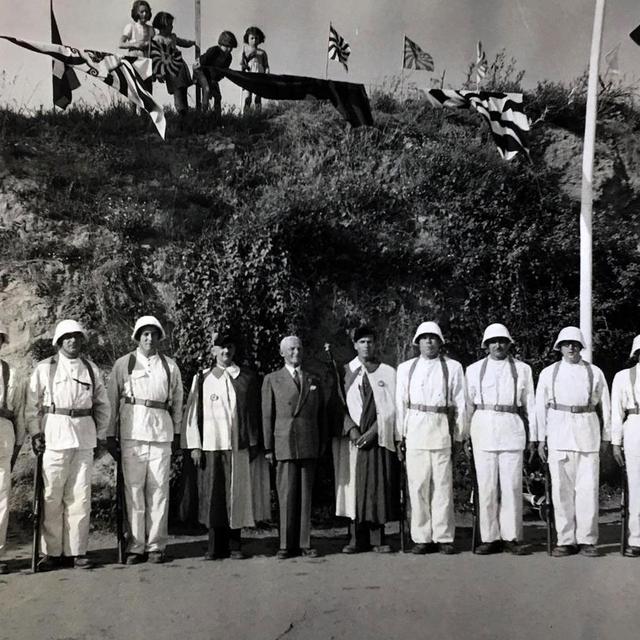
left=292, top=368, right=301, bottom=392
left=361, top=370, right=371, bottom=403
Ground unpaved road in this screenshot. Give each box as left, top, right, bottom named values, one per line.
left=0, top=519, right=636, bottom=640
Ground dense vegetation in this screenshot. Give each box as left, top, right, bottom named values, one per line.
left=2, top=61, right=639, bottom=523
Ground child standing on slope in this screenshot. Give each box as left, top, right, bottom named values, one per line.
left=241, top=26, right=269, bottom=113
left=120, top=1, right=154, bottom=58
left=195, top=31, right=238, bottom=122
left=151, top=11, right=195, bottom=116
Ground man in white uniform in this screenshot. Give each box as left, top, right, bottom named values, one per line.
left=536, top=326, right=610, bottom=557
left=0, top=325, right=25, bottom=574
left=107, top=316, right=183, bottom=564
left=26, top=319, right=111, bottom=570
left=611, top=334, right=640, bottom=557
left=396, top=321, right=466, bottom=554
left=465, top=323, right=536, bottom=555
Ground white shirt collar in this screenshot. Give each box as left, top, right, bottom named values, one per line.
left=217, top=363, right=240, bottom=379
left=285, top=364, right=301, bottom=377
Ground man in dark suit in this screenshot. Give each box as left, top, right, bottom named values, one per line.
left=262, top=336, right=325, bottom=559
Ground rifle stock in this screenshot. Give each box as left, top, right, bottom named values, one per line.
left=31, top=452, right=44, bottom=573
left=115, top=453, right=126, bottom=564
left=621, top=463, right=628, bottom=557
left=543, top=460, right=554, bottom=555
left=469, top=445, right=480, bottom=553
left=399, top=439, right=407, bottom=552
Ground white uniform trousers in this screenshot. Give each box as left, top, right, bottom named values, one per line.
left=0, top=452, right=10, bottom=559
left=41, top=448, right=93, bottom=556
left=405, top=448, right=454, bottom=543
left=625, top=454, right=640, bottom=547
left=549, top=449, right=599, bottom=546
left=474, top=449, right=523, bottom=543
left=122, top=440, right=172, bottom=554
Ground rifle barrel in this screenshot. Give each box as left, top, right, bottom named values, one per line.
left=31, top=452, right=43, bottom=573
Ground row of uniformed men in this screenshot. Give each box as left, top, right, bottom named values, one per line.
left=0, top=316, right=637, bottom=572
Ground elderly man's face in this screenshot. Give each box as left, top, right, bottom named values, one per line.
left=418, top=334, right=442, bottom=358
left=354, top=335, right=375, bottom=362
left=559, top=340, right=582, bottom=363
left=281, top=338, right=303, bottom=367
left=138, top=327, right=161, bottom=355
left=487, top=338, right=511, bottom=360
left=214, top=343, right=236, bottom=367
left=59, top=332, right=84, bottom=359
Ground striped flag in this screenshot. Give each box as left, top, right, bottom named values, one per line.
left=328, top=24, right=351, bottom=72
left=427, top=89, right=530, bottom=160
left=50, top=1, right=80, bottom=109
left=0, top=36, right=165, bottom=138
left=475, top=41, right=489, bottom=84
left=403, top=35, right=434, bottom=71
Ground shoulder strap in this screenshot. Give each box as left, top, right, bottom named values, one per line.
left=508, top=356, right=518, bottom=405
left=478, top=357, right=488, bottom=405
left=159, top=354, right=172, bottom=404
left=551, top=361, right=561, bottom=405
left=405, top=358, right=419, bottom=408
left=439, top=356, right=449, bottom=408
left=127, top=352, right=137, bottom=376
left=631, top=366, right=638, bottom=410
left=582, top=361, right=594, bottom=401
left=0, top=360, right=8, bottom=410
left=79, top=357, right=96, bottom=392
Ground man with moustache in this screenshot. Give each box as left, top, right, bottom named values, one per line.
left=611, top=334, right=640, bottom=557
left=395, top=322, right=466, bottom=554
left=26, top=319, right=111, bottom=570
left=182, top=331, right=268, bottom=560
left=535, top=326, right=610, bottom=557
left=465, top=323, right=536, bottom=555
left=262, top=336, right=326, bottom=558
left=107, top=316, right=183, bottom=564
left=333, top=326, right=398, bottom=554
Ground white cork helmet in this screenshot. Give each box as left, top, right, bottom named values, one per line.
left=481, top=323, right=514, bottom=348
left=132, top=315, right=166, bottom=341
left=412, top=321, right=445, bottom=345
left=52, top=319, right=88, bottom=346
left=630, top=335, right=640, bottom=359
left=553, top=326, right=585, bottom=351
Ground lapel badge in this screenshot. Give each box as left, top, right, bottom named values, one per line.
left=310, top=384, right=317, bottom=391
left=378, top=380, right=385, bottom=387
left=210, top=394, right=219, bottom=402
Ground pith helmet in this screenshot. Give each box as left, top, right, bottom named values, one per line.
left=412, top=321, right=445, bottom=345
left=553, top=326, right=585, bottom=351
left=630, top=335, right=640, bottom=359
left=481, top=323, right=514, bottom=348
left=131, top=315, right=166, bottom=341
left=52, top=319, right=88, bottom=346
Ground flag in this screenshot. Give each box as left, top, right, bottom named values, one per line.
left=427, top=89, right=530, bottom=160
left=403, top=35, right=434, bottom=71
left=604, top=44, right=620, bottom=75
left=50, top=1, right=80, bottom=109
left=328, top=24, right=351, bottom=72
left=475, top=41, right=488, bottom=84
left=0, top=36, right=165, bottom=138
left=218, top=69, right=373, bottom=127
left=630, top=24, right=640, bottom=46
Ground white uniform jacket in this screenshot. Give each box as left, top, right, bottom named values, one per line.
left=611, top=364, right=640, bottom=455
left=0, top=360, right=25, bottom=452
left=26, top=353, right=110, bottom=449
left=535, top=359, right=610, bottom=452
left=108, top=350, right=183, bottom=442
left=396, top=356, right=466, bottom=450
left=465, top=357, right=536, bottom=451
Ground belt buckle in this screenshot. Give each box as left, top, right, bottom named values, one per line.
left=144, top=399, right=152, bottom=407
left=493, top=404, right=500, bottom=412
left=69, top=409, right=77, bottom=418
left=570, top=406, right=578, bottom=413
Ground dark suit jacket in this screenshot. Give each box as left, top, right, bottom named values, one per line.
left=261, top=366, right=326, bottom=461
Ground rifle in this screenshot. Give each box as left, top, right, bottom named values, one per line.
left=115, top=443, right=127, bottom=564
left=399, top=438, right=407, bottom=553
left=468, top=443, right=480, bottom=553
left=31, top=452, right=44, bottom=573
left=621, top=462, right=629, bottom=557
left=543, top=458, right=555, bottom=556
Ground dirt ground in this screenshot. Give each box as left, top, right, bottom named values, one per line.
left=0, top=507, right=637, bottom=640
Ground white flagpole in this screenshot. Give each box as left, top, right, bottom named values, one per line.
left=325, top=23, right=331, bottom=80
left=580, top=0, right=606, bottom=362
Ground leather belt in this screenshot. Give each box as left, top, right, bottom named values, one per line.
left=547, top=402, right=595, bottom=414
left=407, top=402, right=449, bottom=414
left=44, top=406, right=92, bottom=417
left=125, top=397, right=170, bottom=411
left=627, top=408, right=640, bottom=415
left=474, top=403, right=519, bottom=414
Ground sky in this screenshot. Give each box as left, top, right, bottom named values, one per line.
left=1, top=0, right=640, bottom=112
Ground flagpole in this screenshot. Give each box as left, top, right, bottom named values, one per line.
left=580, top=0, right=605, bottom=362
left=440, top=69, right=446, bottom=89
left=194, top=0, right=201, bottom=110
left=325, top=23, right=330, bottom=80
